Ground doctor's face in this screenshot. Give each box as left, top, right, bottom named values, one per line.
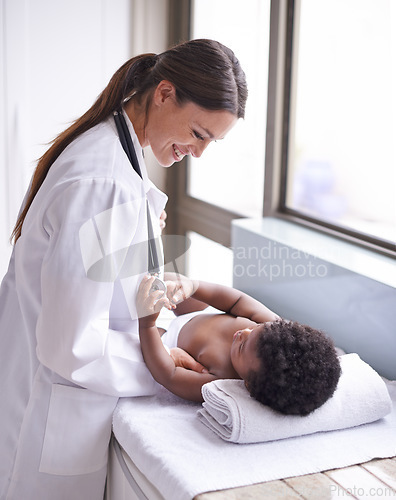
left=145, top=81, right=237, bottom=167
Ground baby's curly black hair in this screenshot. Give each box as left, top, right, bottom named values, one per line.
left=246, top=320, right=341, bottom=416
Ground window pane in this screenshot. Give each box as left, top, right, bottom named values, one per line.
left=186, top=232, right=233, bottom=287
left=189, top=0, right=270, bottom=217
left=287, top=0, right=396, bottom=244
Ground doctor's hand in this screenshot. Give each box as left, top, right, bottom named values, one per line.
left=159, top=210, right=167, bottom=232
left=136, top=275, right=172, bottom=326
left=170, top=347, right=209, bottom=374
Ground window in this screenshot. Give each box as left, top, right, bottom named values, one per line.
left=189, top=0, right=270, bottom=218
left=282, top=0, right=396, bottom=251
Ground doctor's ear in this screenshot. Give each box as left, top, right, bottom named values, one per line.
left=153, top=80, right=177, bottom=106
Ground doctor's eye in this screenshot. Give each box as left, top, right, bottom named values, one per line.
left=193, top=130, right=205, bottom=141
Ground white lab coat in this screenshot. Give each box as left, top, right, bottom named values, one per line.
left=0, top=112, right=167, bottom=499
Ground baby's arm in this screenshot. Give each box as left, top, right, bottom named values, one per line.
left=191, top=280, right=280, bottom=323
left=164, top=272, right=278, bottom=322
left=137, top=276, right=217, bottom=402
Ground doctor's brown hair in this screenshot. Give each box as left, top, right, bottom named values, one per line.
left=12, top=39, right=247, bottom=242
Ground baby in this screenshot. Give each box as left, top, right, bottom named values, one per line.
left=137, top=273, right=341, bottom=416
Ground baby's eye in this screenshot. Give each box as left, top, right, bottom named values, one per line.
left=193, top=130, right=205, bottom=141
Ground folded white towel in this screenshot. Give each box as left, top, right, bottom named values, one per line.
left=198, top=353, right=392, bottom=443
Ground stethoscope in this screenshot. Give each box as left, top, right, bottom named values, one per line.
left=113, top=110, right=167, bottom=294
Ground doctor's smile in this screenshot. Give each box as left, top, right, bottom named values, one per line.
left=172, top=144, right=186, bottom=161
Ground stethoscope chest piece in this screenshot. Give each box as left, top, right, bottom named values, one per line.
left=150, top=276, right=167, bottom=294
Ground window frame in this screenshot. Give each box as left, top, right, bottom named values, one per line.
left=265, top=0, right=396, bottom=258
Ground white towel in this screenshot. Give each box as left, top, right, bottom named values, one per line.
left=198, top=353, right=392, bottom=443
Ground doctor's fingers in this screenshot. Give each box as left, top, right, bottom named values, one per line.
left=159, top=210, right=167, bottom=231
left=136, top=290, right=169, bottom=318
left=138, top=275, right=158, bottom=296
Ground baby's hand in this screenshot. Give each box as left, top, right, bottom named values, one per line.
left=165, top=280, right=184, bottom=306
left=164, top=272, right=198, bottom=305
left=170, top=347, right=209, bottom=374
left=136, top=275, right=172, bottom=321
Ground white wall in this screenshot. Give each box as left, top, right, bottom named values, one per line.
left=0, top=0, right=169, bottom=279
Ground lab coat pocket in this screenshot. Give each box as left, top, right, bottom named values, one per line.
left=39, top=383, right=118, bottom=476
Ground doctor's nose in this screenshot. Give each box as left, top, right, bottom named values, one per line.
left=191, top=140, right=210, bottom=159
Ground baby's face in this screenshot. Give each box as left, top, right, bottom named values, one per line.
left=230, top=324, right=263, bottom=381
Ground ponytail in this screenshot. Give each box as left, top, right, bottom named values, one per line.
left=11, top=53, right=157, bottom=243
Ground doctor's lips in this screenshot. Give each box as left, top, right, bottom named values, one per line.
left=172, top=144, right=187, bottom=161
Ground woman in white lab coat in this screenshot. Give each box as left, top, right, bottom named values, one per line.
left=0, top=39, right=247, bottom=499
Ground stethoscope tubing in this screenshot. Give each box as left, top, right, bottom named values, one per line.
left=113, top=110, right=164, bottom=285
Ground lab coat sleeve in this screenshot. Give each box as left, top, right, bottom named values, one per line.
left=36, top=177, right=160, bottom=397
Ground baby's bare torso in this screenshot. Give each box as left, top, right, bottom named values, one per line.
left=177, top=313, right=257, bottom=378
